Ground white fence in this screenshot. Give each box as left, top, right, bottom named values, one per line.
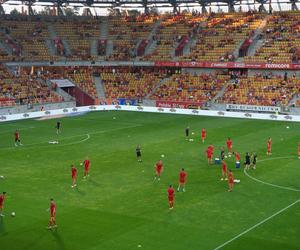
left=0, top=105, right=298, bottom=123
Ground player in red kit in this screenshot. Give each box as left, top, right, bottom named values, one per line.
left=228, top=170, right=234, bottom=192
left=221, top=160, right=228, bottom=181
left=48, top=198, right=57, bottom=229
left=82, top=157, right=90, bottom=179
left=206, top=146, right=213, bottom=165
left=71, top=164, right=77, bottom=188
left=267, top=137, right=272, bottom=155
left=167, top=185, right=175, bottom=210
left=14, top=130, right=22, bottom=146
left=154, top=160, right=163, bottom=181
left=0, top=192, right=6, bottom=217
left=177, top=168, right=187, bottom=192
left=234, top=152, right=240, bottom=162
left=298, top=142, right=300, bottom=159
left=201, top=128, right=206, bottom=143
left=226, top=138, right=233, bottom=155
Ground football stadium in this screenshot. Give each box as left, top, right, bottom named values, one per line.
left=0, top=0, right=300, bottom=249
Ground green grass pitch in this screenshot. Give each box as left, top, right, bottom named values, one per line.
left=0, top=111, right=299, bottom=250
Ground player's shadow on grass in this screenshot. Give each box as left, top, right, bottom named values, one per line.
left=51, top=230, right=66, bottom=250
left=0, top=217, right=7, bottom=235
left=75, top=187, right=86, bottom=196
left=88, top=178, right=101, bottom=187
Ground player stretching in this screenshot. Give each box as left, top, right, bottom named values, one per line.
left=221, top=160, right=228, bottom=181
left=226, top=138, right=233, bottom=156
left=245, top=152, right=251, bottom=170
left=48, top=198, right=57, bottom=229
left=251, top=152, right=257, bottom=170
left=177, top=168, right=187, bottom=192
left=154, top=160, right=163, bottom=181
left=228, top=170, right=234, bottom=192
left=14, top=130, right=22, bottom=146
left=201, top=128, right=206, bottom=143
left=83, top=158, right=90, bottom=178
left=56, top=121, right=61, bottom=134
left=206, top=146, right=213, bottom=165
left=136, top=145, right=142, bottom=162
left=71, top=164, right=77, bottom=188
left=167, top=185, right=175, bottom=210
left=185, top=126, right=190, bottom=140
left=0, top=192, right=6, bottom=217
left=267, top=137, right=272, bottom=155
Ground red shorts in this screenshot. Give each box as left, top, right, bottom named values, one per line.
left=222, top=167, right=227, bottom=173
left=268, top=147, right=271, bottom=152
left=50, top=212, right=56, bottom=218
left=156, top=170, right=161, bottom=175
left=229, top=179, right=234, bottom=184
left=84, top=167, right=89, bottom=171
left=72, top=175, right=76, bottom=179
left=207, top=155, right=212, bottom=160
left=168, top=196, right=174, bottom=202
left=179, top=180, right=185, bottom=185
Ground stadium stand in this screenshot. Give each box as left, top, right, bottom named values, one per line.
left=151, top=72, right=229, bottom=104
left=244, top=11, right=300, bottom=64
left=219, top=73, right=300, bottom=106
left=0, top=65, right=63, bottom=107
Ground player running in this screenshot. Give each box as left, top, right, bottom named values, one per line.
left=251, top=152, right=257, bottom=170
left=185, top=126, right=190, bottom=139
left=201, top=128, right=206, bottom=143
left=14, top=130, right=22, bottom=146
left=267, top=137, right=272, bottom=155
left=71, top=164, right=77, bottom=188
left=136, top=145, right=142, bottom=162
left=0, top=192, right=6, bottom=217
left=154, top=160, right=163, bottom=181
left=221, top=160, right=228, bottom=181
left=167, top=185, right=175, bottom=210
left=245, top=152, right=251, bottom=170
left=206, top=146, right=213, bottom=165
left=228, top=170, right=234, bottom=192
left=177, top=168, right=187, bottom=192
left=48, top=198, right=57, bottom=229
left=83, top=158, right=90, bottom=178
left=56, top=121, right=61, bottom=134
left=226, top=138, right=233, bottom=155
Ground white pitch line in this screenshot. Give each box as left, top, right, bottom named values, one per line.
left=213, top=199, right=300, bottom=250
left=0, top=124, right=141, bottom=150
left=244, top=156, right=300, bottom=192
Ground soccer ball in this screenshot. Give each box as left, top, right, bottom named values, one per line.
left=286, top=126, right=290, bottom=129
left=113, top=117, right=116, bottom=120
left=161, top=154, right=165, bottom=158
left=80, top=163, right=83, bottom=166
left=192, top=132, right=194, bottom=135
left=189, top=139, right=194, bottom=142
left=0, top=175, right=4, bottom=179
left=11, top=212, right=16, bottom=217
left=225, top=155, right=228, bottom=158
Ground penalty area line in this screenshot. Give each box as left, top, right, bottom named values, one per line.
left=213, top=199, right=300, bottom=250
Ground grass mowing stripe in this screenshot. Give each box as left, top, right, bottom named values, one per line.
left=213, top=199, right=300, bottom=250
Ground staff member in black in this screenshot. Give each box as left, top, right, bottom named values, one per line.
left=136, top=145, right=142, bottom=162
left=245, top=152, right=251, bottom=170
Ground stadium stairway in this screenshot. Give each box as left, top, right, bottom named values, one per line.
left=145, top=76, right=172, bottom=99
left=211, top=81, right=230, bottom=103
left=0, top=40, right=12, bottom=55
left=61, top=39, right=72, bottom=56
left=45, top=39, right=57, bottom=56
left=93, top=76, right=106, bottom=98
left=90, top=40, right=98, bottom=57
left=237, top=16, right=269, bottom=60
left=144, top=19, right=162, bottom=56
left=100, top=18, right=108, bottom=40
